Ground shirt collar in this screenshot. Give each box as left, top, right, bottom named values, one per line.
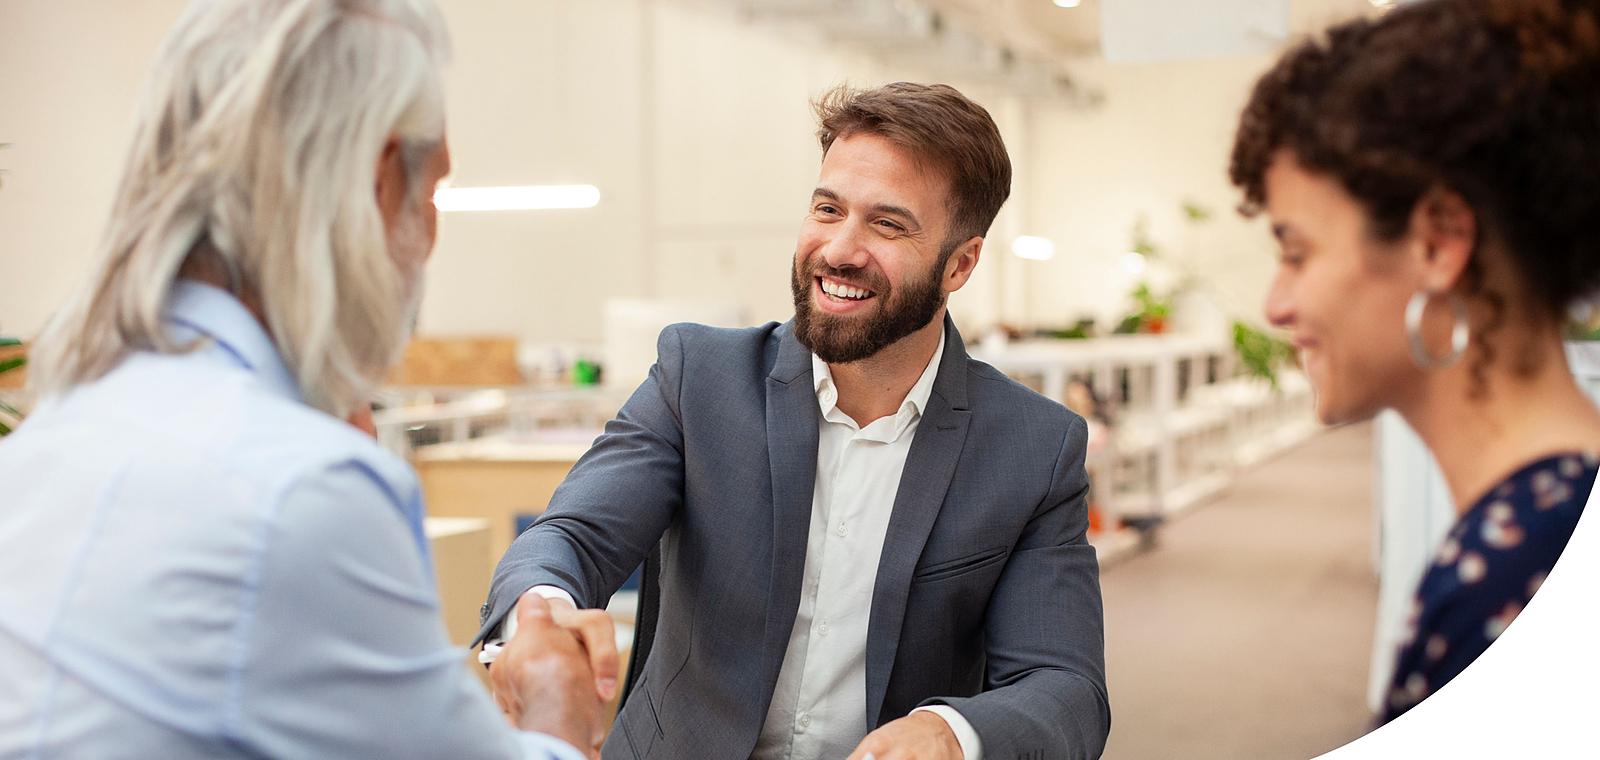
left=164, top=280, right=303, bottom=403
left=811, top=328, right=946, bottom=435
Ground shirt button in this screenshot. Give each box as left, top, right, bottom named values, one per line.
left=818, top=620, right=829, bottom=637
left=797, top=713, right=812, bottom=731
left=835, top=522, right=848, bottom=537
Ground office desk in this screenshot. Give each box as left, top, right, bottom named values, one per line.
left=426, top=516, right=493, bottom=688
left=414, top=432, right=598, bottom=575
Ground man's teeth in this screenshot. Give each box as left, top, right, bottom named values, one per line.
left=821, top=279, right=871, bottom=300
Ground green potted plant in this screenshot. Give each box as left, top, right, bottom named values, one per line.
left=1115, top=202, right=1212, bottom=336
left=1132, top=283, right=1172, bottom=334
left=1113, top=283, right=1173, bottom=335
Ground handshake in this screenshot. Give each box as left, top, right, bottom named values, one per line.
left=487, top=592, right=619, bottom=759
left=485, top=592, right=964, bottom=760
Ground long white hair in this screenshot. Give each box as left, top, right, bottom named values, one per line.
left=30, top=0, right=450, bottom=417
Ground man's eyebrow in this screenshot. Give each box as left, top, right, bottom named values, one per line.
left=869, top=203, right=920, bottom=228
left=810, top=187, right=922, bottom=229
left=812, top=188, right=928, bottom=227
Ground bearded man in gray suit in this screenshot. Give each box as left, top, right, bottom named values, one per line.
left=479, top=82, right=1110, bottom=760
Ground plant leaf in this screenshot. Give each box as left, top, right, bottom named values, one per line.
left=1233, top=320, right=1292, bottom=390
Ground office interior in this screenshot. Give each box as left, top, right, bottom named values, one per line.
left=3, top=1, right=1599, bottom=758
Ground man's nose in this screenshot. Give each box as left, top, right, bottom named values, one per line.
left=818, top=222, right=871, bottom=271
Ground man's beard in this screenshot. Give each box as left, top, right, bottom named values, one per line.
left=791, top=253, right=947, bottom=364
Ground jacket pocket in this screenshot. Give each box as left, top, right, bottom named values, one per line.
left=617, top=674, right=663, bottom=757
left=912, top=546, right=1008, bottom=583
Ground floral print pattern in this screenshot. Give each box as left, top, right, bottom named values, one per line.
left=1380, top=451, right=1598, bottom=724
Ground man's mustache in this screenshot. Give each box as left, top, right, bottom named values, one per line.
left=802, top=264, right=889, bottom=294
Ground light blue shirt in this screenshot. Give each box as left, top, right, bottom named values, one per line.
left=0, top=282, right=583, bottom=760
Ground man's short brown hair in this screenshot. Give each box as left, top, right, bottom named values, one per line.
left=813, top=82, right=1012, bottom=253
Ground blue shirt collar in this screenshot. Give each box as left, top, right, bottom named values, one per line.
left=164, top=280, right=303, bottom=403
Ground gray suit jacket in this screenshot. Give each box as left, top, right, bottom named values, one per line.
left=478, top=317, right=1110, bottom=759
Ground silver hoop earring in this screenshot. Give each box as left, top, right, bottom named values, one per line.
left=1405, top=289, right=1470, bottom=370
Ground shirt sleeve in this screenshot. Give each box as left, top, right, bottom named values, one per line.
left=912, top=705, right=984, bottom=760
left=479, top=585, right=579, bottom=666
left=232, top=460, right=585, bottom=760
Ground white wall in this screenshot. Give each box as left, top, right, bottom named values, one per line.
left=0, top=0, right=191, bottom=339
left=424, top=0, right=648, bottom=343
left=1022, top=55, right=1279, bottom=331
left=0, top=0, right=1283, bottom=347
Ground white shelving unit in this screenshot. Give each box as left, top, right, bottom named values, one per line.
left=972, top=334, right=1318, bottom=560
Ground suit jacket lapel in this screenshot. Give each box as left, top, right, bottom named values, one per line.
left=760, top=322, right=821, bottom=703
left=864, top=315, right=972, bottom=726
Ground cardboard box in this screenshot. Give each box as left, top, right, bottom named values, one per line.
left=427, top=516, right=493, bottom=646
left=389, top=337, right=523, bottom=387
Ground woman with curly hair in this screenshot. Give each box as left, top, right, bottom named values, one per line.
left=1229, top=0, right=1600, bottom=724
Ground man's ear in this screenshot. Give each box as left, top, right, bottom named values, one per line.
left=942, top=236, right=984, bottom=294
left=1408, top=186, right=1477, bottom=293
left=375, top=136, right=407, bottom=225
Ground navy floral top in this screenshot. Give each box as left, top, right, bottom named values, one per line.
left=1381, top=451, right=1598, bottom=723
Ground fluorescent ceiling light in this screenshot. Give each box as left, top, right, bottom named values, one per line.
left=1012, top=235, right=1056, bottom=261
left=1054, top=0, right=1082, bottom=7
left=434, top=184, right=600, bottom=212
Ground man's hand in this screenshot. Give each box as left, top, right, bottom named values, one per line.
left=488, top=595, right=607, bottom=756
left=520, top=591, right=620, bottom=703
left=846, top=711, right=964, bottom=760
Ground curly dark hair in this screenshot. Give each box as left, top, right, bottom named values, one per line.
left=1230, top=0, right=1600, bottom=382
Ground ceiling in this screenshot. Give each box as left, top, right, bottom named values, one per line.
left=929, top=0, right=1392, bottom=59
left=703, top=0, right=1393, bottom=99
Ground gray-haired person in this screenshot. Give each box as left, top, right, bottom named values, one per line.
left=0, top=1, right=606, bottom=757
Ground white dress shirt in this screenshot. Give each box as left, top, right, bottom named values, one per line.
left=750, top=330, right=981, bottom=760
left=491, top=331, right=980, bottom=759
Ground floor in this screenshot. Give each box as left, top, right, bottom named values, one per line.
left=1099, top=422, right=1380, bottom=760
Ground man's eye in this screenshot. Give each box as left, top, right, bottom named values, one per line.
left=876, top=219, right=905, bottom=232
left=815, top=204, right=840, bottom=215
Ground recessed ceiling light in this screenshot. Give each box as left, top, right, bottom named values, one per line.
left=1012, top=235, right=1057, bottom=261
left=1121, top=251, right=1148, bottom=276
